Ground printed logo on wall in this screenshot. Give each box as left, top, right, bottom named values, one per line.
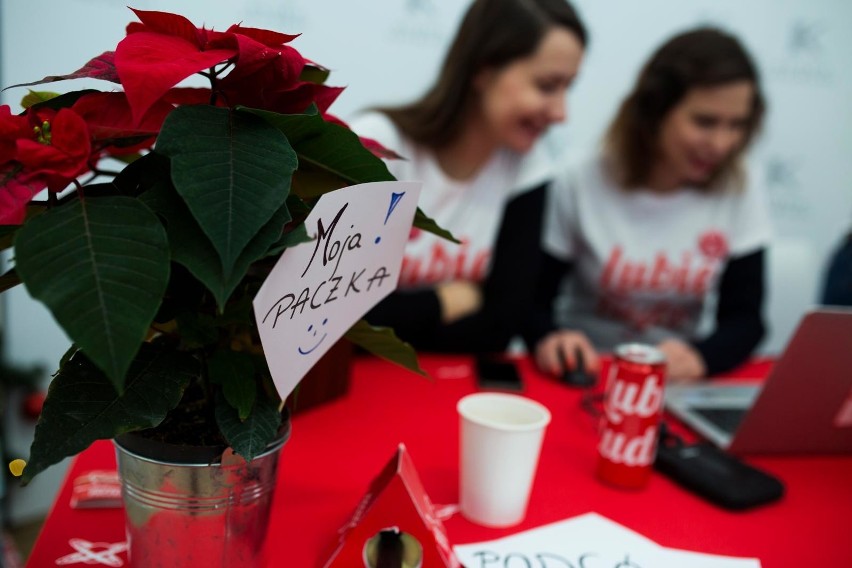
left=389, top=0, right=447, bottom=46
left=764, top=155, right=811, bottom=224
left=770, top=20, right=834, bottom=86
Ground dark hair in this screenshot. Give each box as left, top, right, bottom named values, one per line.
left=378, top=0, right=587, bottom=148
left=605, top=27, right=766, bottom=190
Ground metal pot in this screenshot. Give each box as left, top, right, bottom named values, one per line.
left=114, top=420, right=289, bottom=567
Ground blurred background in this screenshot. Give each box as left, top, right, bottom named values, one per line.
left=1, top=0, right=850, bottom=556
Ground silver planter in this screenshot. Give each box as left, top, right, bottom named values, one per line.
left=114, top=424, right=289, bottom=567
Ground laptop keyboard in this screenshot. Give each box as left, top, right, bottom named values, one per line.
left=692, top=407, right=747, bottom=435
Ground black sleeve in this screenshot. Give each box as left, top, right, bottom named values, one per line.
left=365, top=185, right=548, bottom=353
left=362, top=288, right=443, bottom=346
left=691, top=248, right=767, bottom=376
left=521, top=252, right=573, bottom=350
left=427, top=184, right=549, bottom=352
left=821, top=232, right=852, bottom=305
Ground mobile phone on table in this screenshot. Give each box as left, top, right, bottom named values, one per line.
left=475, top=354, right=523, bottom=392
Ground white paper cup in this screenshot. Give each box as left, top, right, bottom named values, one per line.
left=457, top=392, right=551, bottom=527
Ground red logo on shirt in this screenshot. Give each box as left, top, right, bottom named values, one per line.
left=698, top=230, right=729, bottom=260
left=597, top=245, right=720, bottom=331
left=600, top=246, right=715, bottom=296
left=400, top=237, right=490, bottom=285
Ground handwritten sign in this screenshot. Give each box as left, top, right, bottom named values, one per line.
left=253, top=181, right=421, bottom=401
left=453, top=513, right=760, bottom=568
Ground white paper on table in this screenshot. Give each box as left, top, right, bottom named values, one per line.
left=453, top=512, right=760, bottom=568
left=253, top=181, right=421, bottom=401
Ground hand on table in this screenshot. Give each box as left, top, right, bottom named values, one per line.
left=436, top=280, right=482, bottom=324
left=656, top=339, right=707, bottom=383
left=535, top=329, right=600, bottom=376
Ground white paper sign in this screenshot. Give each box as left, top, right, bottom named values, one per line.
left=253, top=181, right=422, bottom=400
left=454, top=512, right=761, bottom=568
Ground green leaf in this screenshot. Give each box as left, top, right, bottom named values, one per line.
left=174, top=311, right=218, bottom=350
left=414, top=207, right=458, bottom=243
left=247, top=108, right=457, bottom=242
left=22, top=344, right=197, bottom=484
left=245, top=108, right=394, bottom=192
left=299, top=65, right=330, bottom=85
left=155, top=106, right=297, bottom=280
left=29, top=89, right=99, bottom=112
left=208, top=350, right=256, bottom=421
left=58, top=344, right=78, bottom=370
left=265, top=223, right=312, bottom=258
left=0, top=267, right=20, bottom=293
left=0, top=204, right=47, bottom=251
left=290, top=166, right=353, bottom=198
left=285, top=193, right=311, bottom=220
left=113, top=151, right=169, bottom=197
left=14, top=197, right=170, bottom=389
left=0, top=225, right=18, bottom=251
left=215, top=391, right=281, bottom=461
left=141, top=181, right=291, bottom=310
left=345, top=319, right=427, bottom=376
left=21, top=90, right=60, bottom=109
left=217, top=294, right=255, bottom=327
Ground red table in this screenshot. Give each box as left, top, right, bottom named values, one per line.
left=27, top=355, right=852, bottom=567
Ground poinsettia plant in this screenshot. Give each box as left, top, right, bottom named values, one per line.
left=0, top=8, right=447, bottom=484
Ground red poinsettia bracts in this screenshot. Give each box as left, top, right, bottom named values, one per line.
left=16, top=108, right=92, bottom=187
left=0, top=8, right=354, bottom=224
left=214, top=31, right=306, bottom=111
left=0, top=106, right=91, bottom=223
left=0, top=106, right=29, bottom=164
left=0, top=91, right=175, bottom=224
left=0, top=8, right=436, bottom=489
left=70, top=92, right=172, bottom=155
left=114, top=9, right=342, bottom=122
left=116, top=10, right=238, bottom=123
left=1, top=107, right=41, bottom=224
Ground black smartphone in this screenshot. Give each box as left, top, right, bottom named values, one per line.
left=475, top=354, right=523, bottom=391
left=655, top=434, right=784, bottom=510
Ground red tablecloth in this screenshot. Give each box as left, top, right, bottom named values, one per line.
left=27, top=355, right=852, bottom=567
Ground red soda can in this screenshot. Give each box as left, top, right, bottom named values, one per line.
left=596, top=343, right=666, bottom=489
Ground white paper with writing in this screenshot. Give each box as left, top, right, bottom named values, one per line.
left=454, top=512, right=761, bottom=568
left=253, top=181, right=421, bottom=400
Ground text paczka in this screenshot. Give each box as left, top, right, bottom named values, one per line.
left=252, top=180, right=421, bottom=403
left=599, top=374, right=664, bottom=467
left=262, top=267, right=392, bottom=328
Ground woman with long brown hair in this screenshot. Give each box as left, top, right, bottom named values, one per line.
left=355, top=0, right=587, bottom=352
left=534, top=27, right=771, bottom=381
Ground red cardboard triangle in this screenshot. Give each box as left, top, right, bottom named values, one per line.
left=324, top=444, right=459, bottom=567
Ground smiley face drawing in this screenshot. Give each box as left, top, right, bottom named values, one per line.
left=298, top=318, right=329, bottom=355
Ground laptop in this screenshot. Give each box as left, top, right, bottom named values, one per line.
left=665, top=307, right=852, bottom=454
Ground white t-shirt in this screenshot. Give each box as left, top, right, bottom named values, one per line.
left=352, top=112, right=556, bottom=289
left=543, top=155, right=772, bottom=349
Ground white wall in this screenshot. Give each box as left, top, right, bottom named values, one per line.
left=1, top=0, right=850, bottom=516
